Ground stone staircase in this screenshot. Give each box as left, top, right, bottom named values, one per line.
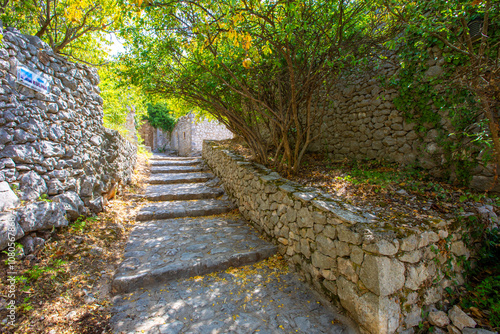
left=110, top=154, right=353, bottom=334
left=112, top=154, right=277, bottom=293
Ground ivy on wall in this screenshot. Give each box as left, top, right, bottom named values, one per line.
left=384, top=35, right=491, bottom=186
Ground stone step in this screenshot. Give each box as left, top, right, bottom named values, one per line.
left=136, top=199, right=236, bottom=221
left=112, top=217, right=277, bottom=293
left=150, top=165, right=205, bottom=174
left=150, top=155, right=200, bottom=161
left=148, top=172, right=214, bottom=185
left=150, top=159, right=202, bottom=167
left=138, top=183, right=223, bottom=201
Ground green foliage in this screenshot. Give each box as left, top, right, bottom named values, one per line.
left=144, top=103, right=177, bottom=132
left=461, top=229, right=500, bottom=327
left=119, top=0, right=399, bottom=172
left=99, top=64, right=147, bottom=141
left=384, top=0, right=500, bottom=184
left=70, top=216, right=87, bottom=232
left=37, top=194, right=51, bottom=202
left=1, top=0, right=127, bottom=64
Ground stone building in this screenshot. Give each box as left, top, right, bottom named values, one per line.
left=139, top=113, right=233, bottom=156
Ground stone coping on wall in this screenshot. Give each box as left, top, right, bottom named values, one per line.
left=202, top=140, right=473, bottom=334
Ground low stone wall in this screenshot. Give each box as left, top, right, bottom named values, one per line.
left=203, top=140, right=474, bottom=334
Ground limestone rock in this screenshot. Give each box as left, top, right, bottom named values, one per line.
left=316, top=235, right=336, bottom=258
left=17, top=201, right=68, bottom=233
left=400, top=235, right=418, bottom=251
left=405, top=264, right=429, bottom=290
left=405, top=304, right=422, bottom=328
left=19, top=171, right=48, bottom=201
left=362, top=239, right=399, bottom=256
left=337, top=225, right=362, bottom=245
left=359, top=255, right=405, bottom=296
left=89, top=196, right=104, bottom=214
left=462, top=328, right=498, bottom=334
left=20, top=235, right=35, bottom=254
left=338, top=257, right=358, bottom=283
left=0, top=212, right=24, bottom=250
left=425, top=65, right=443, bottom=79
left=311, top=251, right=336, bottom=270
left=337, top=277, right=400, bottom=334
left=448, top=305, right=477, bottom=330
left=53, top=191, right=85, bottom=221
left=428, top=310, right=450, bottom=328
left=0, top=181, right=20, bottom=211
left=450, top=241, right=468, bottom=257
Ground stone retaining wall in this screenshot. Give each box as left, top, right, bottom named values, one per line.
left=0, top=27, right=136, bottom=250
left=308, top=52, right=495, bottom=192
left=203, top=140, right=474, bottom=334
left=0, top=27, right=136, bottom=204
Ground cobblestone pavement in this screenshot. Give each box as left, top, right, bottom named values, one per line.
left=111, top=155, right=355, bottom=334
left=111, top=255, right=354, bottom=334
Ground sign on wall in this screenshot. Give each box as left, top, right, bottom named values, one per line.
left=17, top=65, right=52, bottom=94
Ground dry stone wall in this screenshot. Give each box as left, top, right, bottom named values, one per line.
left=308, top=52, right=495, bottom=192
left=203, top=140, right=475, bottom=334
left=0, top=27, right=136, bottom=249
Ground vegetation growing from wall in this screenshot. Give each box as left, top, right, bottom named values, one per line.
left=384, top=0, right=500, bottom=184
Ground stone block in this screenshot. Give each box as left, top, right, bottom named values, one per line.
left=359, top=254, right=405, bottom=296
left=337, top=225, right=362, bottom=245
left=0, top=212, right=24, bottom=250
left=338, top=257, right=358, bottom=283
left=16, top=201, right=68, bottom=233
left=53, top=191, right=85, bottom=221
left=363, top=239, right=399, bottom=256
left=311, top=251, right=336, bottom=270
left=337, top=277, right=401, bottom=334
left=0, top=181, right=20, bottom=211
left=19, top=171, right=47, bottom=201
left=316, top=235, right=336, bottom=258
left=448, top=305, right=476, bottom=330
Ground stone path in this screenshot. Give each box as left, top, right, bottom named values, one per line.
left=111, top=154, right=354, bottom=334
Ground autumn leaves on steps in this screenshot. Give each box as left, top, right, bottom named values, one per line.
left=111, top=154, right=277, bottom=293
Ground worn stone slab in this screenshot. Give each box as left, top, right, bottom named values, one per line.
left=150, top=165, right=205, bottom=174
left=139, top=183, right=224, bottom=201
left=111, top=257, right=354, bottom=334
left=150, top=154, right=200, bottom=161
left=150, top=159, right=202, bottom=167
left=136, top=199, right=236, bottom=221
left=112, top=217, right=277, bottom=293
left=148, top=172, right=214, bottom=185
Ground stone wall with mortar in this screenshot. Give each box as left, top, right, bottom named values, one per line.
left=203, top=140, right=475, bottom=334
left=0, top=27, right=136, bottom=249
left=308, top=52, right=495, bottom=192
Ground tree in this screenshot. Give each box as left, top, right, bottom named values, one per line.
left=99, top=63, right=147, bottom=139
left=1, top=0, right=127, bottom=64
left=145, top=102, right=177, bottom=133
left=120, top=0, right=399, bottom=173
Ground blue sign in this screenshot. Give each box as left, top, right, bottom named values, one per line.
left=17, top=65, right=52, bottom=94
